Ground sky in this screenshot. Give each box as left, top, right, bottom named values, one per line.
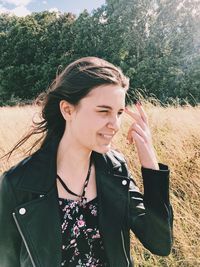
left=0, top=0, right=106, bottom=17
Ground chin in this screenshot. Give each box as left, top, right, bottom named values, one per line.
left=94, top=145, right=112, bottom=154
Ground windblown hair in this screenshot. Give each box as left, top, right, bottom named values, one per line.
left=4, top=56, right=129, bottom=159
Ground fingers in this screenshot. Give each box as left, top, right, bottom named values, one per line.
left=124, top=103, right=151, bottom=145
left=135, top=102, right=148, bottom=125
left=127, top=126, right=133, bottom=144
left=127, top=122, right=148, bottom=144
left=125, top=104, right=148, bottom=127
left=132, top=131, right=146, bottom=146
left=124, top=106, right=147, bottom=130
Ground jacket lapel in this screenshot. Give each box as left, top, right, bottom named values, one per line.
left=93, top=151, right=130, bottom=266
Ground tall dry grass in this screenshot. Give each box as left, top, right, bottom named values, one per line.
left=0, top=102, right=200, bottom=266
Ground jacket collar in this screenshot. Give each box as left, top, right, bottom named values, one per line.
left=16, top=137, right=126, bottom=194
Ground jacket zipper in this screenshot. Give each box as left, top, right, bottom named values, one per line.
left=121, top=230, right=130, bottom=267
left=13, top=212, right=36, bottom=267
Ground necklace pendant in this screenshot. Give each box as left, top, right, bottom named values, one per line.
left=81, top=196, right=87, bottom=206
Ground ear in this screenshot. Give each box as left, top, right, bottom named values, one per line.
left=59, top=100, right=75, bottom=121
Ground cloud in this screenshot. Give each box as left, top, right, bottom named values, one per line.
left=49, top=7, right=59, bottom=13
left=0, top=0, right=32, bottom=16
left=2, top=0, right=32, bottom=6
left=0, top=5, right=10, bottom=14
left=0, top=4, right=30, bottom=16
left=11, top=5, right=30, bottom=16
left=42, top=0, right=47, bottom=4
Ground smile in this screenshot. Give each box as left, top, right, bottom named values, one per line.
left=99, top=134, right=114, bottom=140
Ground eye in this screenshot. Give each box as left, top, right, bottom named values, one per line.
left=99, top=110, right=109, bottom=113
left=118, top=111, right=124, bottom=116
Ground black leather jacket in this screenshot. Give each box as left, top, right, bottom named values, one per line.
left=0, top=139, right=173, bottom=267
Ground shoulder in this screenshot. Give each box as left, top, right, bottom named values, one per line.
left=0, top=154, right=35, bottom=189
left=103, top=148, right=131, bottom=178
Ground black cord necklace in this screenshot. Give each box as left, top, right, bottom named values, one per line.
left=57, top=156, right=93, bottom=200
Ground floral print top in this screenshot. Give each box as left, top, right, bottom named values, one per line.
left=59, top=196, right=109, bottom=267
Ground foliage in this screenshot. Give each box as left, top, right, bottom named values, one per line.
left=0, top=1, right=200, bottom=105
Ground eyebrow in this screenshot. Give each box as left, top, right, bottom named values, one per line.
left=96, top=105, right=124, bottom=111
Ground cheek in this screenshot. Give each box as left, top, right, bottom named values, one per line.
left=74, top=115, right=97, bottom=136
left=73, top=112, right=108, bottom=140
left=82, top=113, right=106, bottom=129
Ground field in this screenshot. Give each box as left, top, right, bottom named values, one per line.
left=0, top=102, right=200, bottom=266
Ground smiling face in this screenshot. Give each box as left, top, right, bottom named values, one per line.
left=63, top=84, right=126, bottom=154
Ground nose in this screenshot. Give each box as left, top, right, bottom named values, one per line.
left=107, top=115, right=121, bottom=132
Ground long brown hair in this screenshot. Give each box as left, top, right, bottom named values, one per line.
left=4, top=56, right=129, bottom=159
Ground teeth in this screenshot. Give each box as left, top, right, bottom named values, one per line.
left=101, top=134, right=113, bottom=139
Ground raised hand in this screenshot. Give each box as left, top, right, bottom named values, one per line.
left=124, top=102, right=159, bottom=170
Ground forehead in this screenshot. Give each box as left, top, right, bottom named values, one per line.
left=84, top=84, right=126, bottom=106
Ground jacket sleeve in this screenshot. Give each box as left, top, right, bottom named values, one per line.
left=128, top=163, right=173, bottom=256
left=0, top=172, right=21, bottom=267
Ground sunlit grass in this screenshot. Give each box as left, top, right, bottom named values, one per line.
left=0, top=101, right=200, bottom=266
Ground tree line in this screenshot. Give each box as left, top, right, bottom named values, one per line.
left=1, top=0, right=200, bottom=106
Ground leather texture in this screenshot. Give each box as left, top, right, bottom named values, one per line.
left=0, top=138, right=173, bottom=267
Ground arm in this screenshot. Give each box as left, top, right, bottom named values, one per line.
left=129, top=163, right=173, bottom=256
left=124, top=103, right=173, bottom=255
left=0, top=172, right=21, bottom=267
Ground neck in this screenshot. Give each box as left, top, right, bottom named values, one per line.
left=56, top=133, right=92, bottom=180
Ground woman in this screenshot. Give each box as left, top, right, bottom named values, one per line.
left=0, top=57, right=173, bottom=267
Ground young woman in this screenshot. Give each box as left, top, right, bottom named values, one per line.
left=0, top=57, right=173, bottom=267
